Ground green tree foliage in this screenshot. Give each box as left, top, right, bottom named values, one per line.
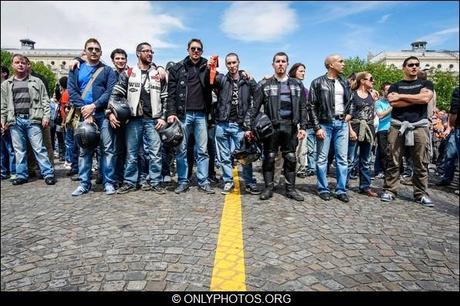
left=1, top=50, right=56, bottom=96
left=343, top=57, right=403, bottom=93
left=430, top=70, right=459, bottom=111
left=344, top=56, right=459, bottom=110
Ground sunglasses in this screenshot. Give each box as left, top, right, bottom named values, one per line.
left=190, top=47, right=202, bottom=52
left=364, top=77, right=374, bottom=82
left=140, top=49, right=153, bottom=54
left=87, top=47, right=101, bottom=53
left=406, top=63, right=420, bottom=68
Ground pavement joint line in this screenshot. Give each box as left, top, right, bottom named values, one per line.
left=210, top=167, right=246, bottom=291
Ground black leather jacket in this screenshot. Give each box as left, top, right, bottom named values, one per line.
left=166, top=56, right=213, bottom=119
left=250, top=76, right=308, bottom=130
left=213, top=71, right=257, bottom=129
left=308, top=74, right=351, bottom=131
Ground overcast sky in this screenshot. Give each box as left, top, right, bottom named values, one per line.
left=1, top=1, right=459, bottom=85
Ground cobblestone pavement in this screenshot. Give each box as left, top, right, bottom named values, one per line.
left=1, top=159, right=458, bottom=291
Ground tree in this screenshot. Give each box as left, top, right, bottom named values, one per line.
left=429, top=70, right=459, bottom=111
left=344, top=57, right=403, bottom=93
left=1, top=50, right=56, bottom=95
left=344, top=56, right=459, bottom=110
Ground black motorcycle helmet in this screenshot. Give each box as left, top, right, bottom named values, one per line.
left=74, top=121, right=100, bottom=149
left=232, top=137, right=261, bottom=166
left=110, top=99, right=131, bottom=122
left=158, top=120, right=184, bottom=147
left=253, top=112, right=274, bottom=141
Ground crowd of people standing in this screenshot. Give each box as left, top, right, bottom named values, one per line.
left=1, top=37, right=458, bottom=207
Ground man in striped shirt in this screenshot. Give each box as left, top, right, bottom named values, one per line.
left=0, top=54, right=56, bottom=185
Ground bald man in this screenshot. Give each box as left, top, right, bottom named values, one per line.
left=308, top=54, right=352, bottom=203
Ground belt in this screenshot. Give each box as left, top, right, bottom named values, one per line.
left=334, top=114, right=345, bottom=120
left=16, top=114, right=29, bottom=119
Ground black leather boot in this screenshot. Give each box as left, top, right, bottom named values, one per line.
left=285, top=171, right=304, bottom=201
left=260, top=171, right=274, bottom=200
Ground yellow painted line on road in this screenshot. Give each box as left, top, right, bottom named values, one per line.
left=210, top=167, right=246, bottom=291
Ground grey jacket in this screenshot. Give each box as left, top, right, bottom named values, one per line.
left=1, top=74, right=50, bottom=126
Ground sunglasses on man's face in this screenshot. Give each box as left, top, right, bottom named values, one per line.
left=406, top=63, right=420, bottom=68
left=87, top=47, right=101, bottom=53
left=190, top=47, right=202, bottom=52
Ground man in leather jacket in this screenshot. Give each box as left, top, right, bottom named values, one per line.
left=249, top=52, right=307, bottom=201
left=308, top=54, right=352, bottom=203
left=211, top=52, right=261, bottom=195
left=166, top=38, right=215, bottom=194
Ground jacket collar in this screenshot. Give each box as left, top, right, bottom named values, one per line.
left=183, top=56, right=207, bottom=69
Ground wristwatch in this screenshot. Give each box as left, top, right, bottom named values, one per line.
left=105, top=109, right=113, bottom=118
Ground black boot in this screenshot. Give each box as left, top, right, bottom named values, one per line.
left=285, top=171, right=304, bottom=201
left=260, top=171, right=274, bottom=200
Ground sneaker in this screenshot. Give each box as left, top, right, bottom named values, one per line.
left=336, top=193, right=350, bottom=203
left=199, top=184, right=215, bottom=194
left=381, top=191, right=395, bottom=202
left=359, top=189, right=378, bottom=197
left=221, top=182, right=234, bottom=195
left=104, top=183, right=116, bottom=195
left=44, top=176, right=57, bottom=185
left=9, top=174, right=17, bottom=181
left=319, top=192, right=331, bottom=201
left=306, top=170, right=316, bottom=177
left=163, top=175, right=172, bottom=183
left=375, top=173, right=385, bottom=179
left=70, top=174, right=81, bottom=181
left=140, top=183, right=152, bottom=191
left=72, top=185, right=89, bottom=196
left=416, top=196, right=434, bottom=207
left=151, top=184, right=166, bottom=194
left=296, top=171, right=307, bottom=178
left=64, top=162, right=72, bottom=169
left=117, top=184, right=136, bottom=194
left=245, top=184, right=261, bottom=195
left=11, top=178, right=28, bottom=185
left=174, top=183, right=189, bottom=194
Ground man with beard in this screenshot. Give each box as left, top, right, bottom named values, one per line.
left=249, top=52, right=307, bottom=201
left=110, top=42, right=168, bottom=195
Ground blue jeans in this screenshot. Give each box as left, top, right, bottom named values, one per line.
left=65, top=127, right=79, bottom=172
left=178, top=112, right=209, bottom=186
left=10, top=117, right=54, bottom=179
left=123, top=117, right=162, bottom=186
left=101, top=118, right=124, bottom=186
left=316, top=119, right=349, bottom=195
left=78, top=113, right=106, bottom=189
left=1, top=130, right=16, bottom=178
left=215, top=122, right=255, bottom=185
left=306, top=129, right=317, bottom=172
left=441, top=128, right=459, bottom=182
left=347, top=139, right=372, bottom=191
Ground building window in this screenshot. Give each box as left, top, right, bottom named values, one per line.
left=51, top=61, right=55, bottom=65
left=62, top=61, right=66, bottom=66
left=449, top=64, right=454, bottom=69
left=425, top=64, right=430, bottom=67
left=437, top=64, right=442, bottom=69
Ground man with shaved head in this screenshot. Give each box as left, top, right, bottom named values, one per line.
left=308, top=54, right=352, bottom=203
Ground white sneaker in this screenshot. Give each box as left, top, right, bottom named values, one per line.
left=221, top=182, right=234, bottom=195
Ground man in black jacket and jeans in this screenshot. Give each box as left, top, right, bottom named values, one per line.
left=166, top=38, right=215, bottom=194
left=308, top=54, right=352, bottom=203
left=249, top=52, right=307, bottom=201
left=211, top=52, right=261, bottom=195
